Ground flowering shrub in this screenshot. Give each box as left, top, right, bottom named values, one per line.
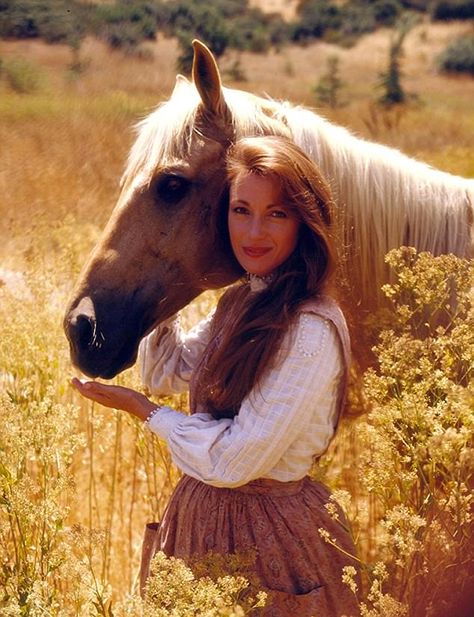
left=353, top=248, right=474, bottom=616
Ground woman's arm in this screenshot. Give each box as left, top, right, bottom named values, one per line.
left=139, top=310, right=215, bottom=395
left=146, top=312, right=343, bottom=487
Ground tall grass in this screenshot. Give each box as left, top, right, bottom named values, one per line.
left=0, top=26, right=473, bottom=614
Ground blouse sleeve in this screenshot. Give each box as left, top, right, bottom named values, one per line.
left=146, top=311, right=343, bottom=487
left=138, top=310, right=215, bottom=395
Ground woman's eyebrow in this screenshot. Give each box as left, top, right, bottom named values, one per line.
left=230, top=199, right=284, bottom=209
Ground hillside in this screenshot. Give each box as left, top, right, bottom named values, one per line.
left=1, top=20, right=472, bottom=172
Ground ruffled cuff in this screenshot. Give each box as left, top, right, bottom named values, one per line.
left=145, top=406, right=185, bottom=441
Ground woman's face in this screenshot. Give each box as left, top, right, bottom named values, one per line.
left=228, top=173, right=300, bottom=277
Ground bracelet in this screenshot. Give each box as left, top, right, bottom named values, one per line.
left=144, top=406, right=163, bottom=426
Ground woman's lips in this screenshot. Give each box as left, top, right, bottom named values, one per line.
left=242, top=247, right=272, bottom=257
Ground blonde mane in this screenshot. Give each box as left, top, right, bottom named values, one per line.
left=123, top=79, right=473, bottom=312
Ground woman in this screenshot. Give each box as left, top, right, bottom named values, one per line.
left=72, top=135, right=360, bottom=616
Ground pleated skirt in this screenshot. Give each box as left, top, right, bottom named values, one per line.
left=139, top=475, right=360, bottom=617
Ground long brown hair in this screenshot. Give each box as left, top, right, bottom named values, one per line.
left=199, top=135, right=338, bottom=419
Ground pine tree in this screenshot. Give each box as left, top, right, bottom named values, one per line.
left=313, top=55, right=345, bottom=109
left=377, top=15, right=417, bottom=106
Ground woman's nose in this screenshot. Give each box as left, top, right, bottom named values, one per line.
left=248, top=216, right=265, bottom=239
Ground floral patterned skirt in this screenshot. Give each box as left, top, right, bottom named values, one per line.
left=139, top=475, right=360, bottom=617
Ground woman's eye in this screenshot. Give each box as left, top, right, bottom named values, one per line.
left=154, top=174, right=191, bottom=205
left=270, top=210, right=288, bottom=219
left=232, top=206, right=249, bottom=215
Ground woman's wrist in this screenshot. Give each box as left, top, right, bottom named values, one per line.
left=143, top=405, right=163, bottom=426
left=133, top=396, right=157, bottom=422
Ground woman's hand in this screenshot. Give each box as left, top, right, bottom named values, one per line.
left=71, top=377, right=157, bottom=422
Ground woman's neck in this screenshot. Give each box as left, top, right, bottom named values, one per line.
left=248, top=272, right=276, bottom=292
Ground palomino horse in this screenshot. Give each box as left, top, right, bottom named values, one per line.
left=64, top=40, right=473, bottom=379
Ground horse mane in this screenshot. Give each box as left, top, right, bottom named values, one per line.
left=282, top=106, right=473, bottom=304
left=122, top=79, right=473, bottom=310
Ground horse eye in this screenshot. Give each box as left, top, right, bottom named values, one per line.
left=154, top=174, right=191, bottom=205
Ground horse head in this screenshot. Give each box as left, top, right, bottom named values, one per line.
left=64, top=41, right=246, bottom=378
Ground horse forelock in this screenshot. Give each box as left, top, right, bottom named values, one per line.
left=121, top=80, right=201, bottom=190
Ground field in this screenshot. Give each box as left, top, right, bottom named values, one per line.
left=0, top=20, right=473, bottom=616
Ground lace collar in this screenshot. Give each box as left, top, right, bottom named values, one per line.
left=248, top=272, right=276, bottom=292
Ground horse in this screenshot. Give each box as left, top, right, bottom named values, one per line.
left=64, top=40, right=473, bottom=379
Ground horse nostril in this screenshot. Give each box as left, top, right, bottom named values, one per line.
left=66, top=296, right=99, bottom=353
left=73, top=314, right=95, bottom=350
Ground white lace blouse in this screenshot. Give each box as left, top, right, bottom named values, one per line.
left=138, top=288, right=344, bottom=488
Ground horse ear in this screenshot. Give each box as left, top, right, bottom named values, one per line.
left=192, top=39, right=226, bottom=116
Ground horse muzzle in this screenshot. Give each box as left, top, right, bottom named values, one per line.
left=64, top=294, right=148, bottom=379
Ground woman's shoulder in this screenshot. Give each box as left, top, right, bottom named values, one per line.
left=274, top=297, right=338, bottom=361
left=287, top=310, right=335, bottom=359
left=299, top=294, right=344, bottom=321
left=295, top=294, right=351, bottom=364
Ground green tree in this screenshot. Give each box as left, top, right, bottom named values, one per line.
left=377, top=15, right=417, bottom=105
left=293, top=0, right=342, bottom=41
left=0, top=0, right=86, bottom=45
left=313, top=55, right=346, bottom=108
left=93, top=1, right=158, bottom=53
left=164, top=1, right=230, bottom=74
left=438, top=35, right=474, bottom=74
left=432, top=0, right=474, bottom=19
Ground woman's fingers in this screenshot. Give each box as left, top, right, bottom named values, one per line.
left=70, top=378, right=156, bottom=420
left=71, top=378, right=121, bottom=407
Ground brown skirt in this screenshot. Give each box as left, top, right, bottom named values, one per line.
left=139, top=475, right=360, bottom=617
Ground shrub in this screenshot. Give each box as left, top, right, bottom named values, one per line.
left=437, top=35, right=474, bottom=74
left=2, top=56, right=46, bottom=93
left=293, top=0, right=342, bottom=41
left=140, top=551, right=267, bottom=616
left=376, top=16, right=417, bottom=105
left=228, top=12, right=272, bottom=53
left=399, top=0, right=430, bottom=8
left=355, top=248, right=474, bottom=616
left=313, top=55, right=346, bottom=108
left=0, top=266, right=96, bottom=611
left=372, top=0, right=404, bottom=25
left=166, top=2, right=231, bottom=73
left=339, top=2, right=377, bottom=37
left=94, top=1, right=157, bottom=51
left=293, top=0, right=404, bottom=44
left=166, top=0, right=291, bottom=62
left=315, top=248, right=474, bottom=615
left=432, top=0, right=474, bottom=19
left=267, top=18, right=295, bottom=49
left=0, top=0, right=86, bottom=46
